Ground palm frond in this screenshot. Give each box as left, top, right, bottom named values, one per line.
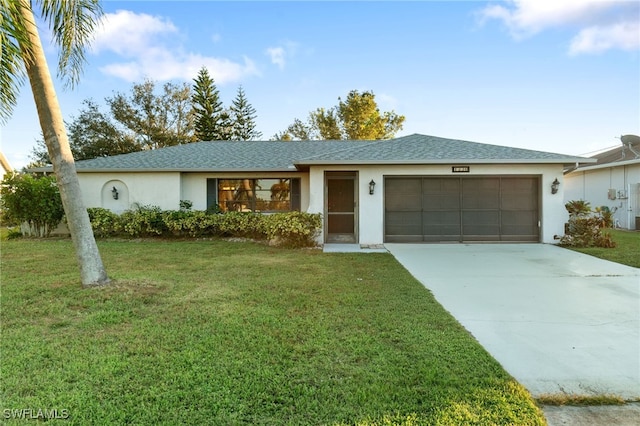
left=40, top=0, right=103, bottom=89
left=0, top=0, right=30, bottom=123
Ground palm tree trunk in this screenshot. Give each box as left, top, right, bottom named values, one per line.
left=18, top=2, right=109, bottom=286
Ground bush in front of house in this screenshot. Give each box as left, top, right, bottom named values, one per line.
left=87, top=208, right=121, bottom=238
left=215, top=211, right=266, bottom=239
left=560, top=200, right=616, bottom=248
left=86, top=204, right=322, bottom=247
left=0, top=172, right=65, bottom=237
left=164, top=210, right=218, bottom=237
left=120, top=204, right=167, bottom=237
left=263, top=211, right=323, bottom=248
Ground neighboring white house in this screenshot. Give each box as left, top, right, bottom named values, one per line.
left=564, top=135, right=640, bottom=230
left=0, top=151, right=12, bottom=180
left=37, top=134, right=594, bottom=245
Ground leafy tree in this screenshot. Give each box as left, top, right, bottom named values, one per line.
left=2, top=0, right=109, bottom=285
left=68, top=99, right=139, bottom=159
left=276, top=90, right=405, bottom=140
left=0, top=172, right=65, bottom=237
left=107, top=79, right=196, bottom=149
left=191, top=67, right=231, bottom=141
left=30, top=99, right=140, bottom=164
left=229, top=86, right=262, bottom=140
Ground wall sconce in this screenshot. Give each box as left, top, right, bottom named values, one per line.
left=551, top=178, right=560, bottom=195
left=369, top=179, right=376, bottom=195
left=111, top=186, right=119, bottom=200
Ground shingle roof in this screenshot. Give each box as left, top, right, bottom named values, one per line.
left=45, top=134, right=593, bottom=173
left=296, top=134, right=592, bottom=165
left=70, top=140, right=364, bottom=172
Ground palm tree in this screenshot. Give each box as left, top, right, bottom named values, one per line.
left=2, top=0, right=109, bottom=286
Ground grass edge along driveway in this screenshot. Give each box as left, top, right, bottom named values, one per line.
left=1, top=239, right=546, bottom=425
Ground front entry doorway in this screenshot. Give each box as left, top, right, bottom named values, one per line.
left=325, top=172, right=357, bottom=243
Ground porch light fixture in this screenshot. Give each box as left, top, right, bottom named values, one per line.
left=369, top=179, right=376, bottom=195
left=111, top=186, right=119, bottom=200
left=551, top=178, right=560, bottom=195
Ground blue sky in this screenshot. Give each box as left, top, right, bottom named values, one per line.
left=3, top=0, right=639, bottom=169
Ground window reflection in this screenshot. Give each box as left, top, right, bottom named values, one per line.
left=218, top=179, right=292, bottom=212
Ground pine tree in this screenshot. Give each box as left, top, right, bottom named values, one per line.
left=229, top=86, right=262, bottom=141
left=191, top=67, right=226, bottom=140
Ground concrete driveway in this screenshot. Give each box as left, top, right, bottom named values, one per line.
left=385, top=243, right=640, bottom=399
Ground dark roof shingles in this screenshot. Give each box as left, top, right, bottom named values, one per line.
left=72, top=134, right=589, bottom=171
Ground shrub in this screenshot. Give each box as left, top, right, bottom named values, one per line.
left=163, top=210, right=218, bottom=237
left=565, top=200, right=591, bottom=218
left=120, top=205, right=167, bottom=237
left=179, top=200, right=193, bottom=211
left=87, top=208, right=120, bottom=237
left=263, top=212, right=322, bottom=247
left=561, top=200, right=616, bottom=248
left=0, top=172, right=64, bottom=237
left=215, top=212, right=266, bottom=239
left=86, top=205, right=322, bottom=247
left=594, top=206, right=617, bottom=228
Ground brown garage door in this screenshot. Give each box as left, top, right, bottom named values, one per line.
left=385, top=177, right=539, bottom=242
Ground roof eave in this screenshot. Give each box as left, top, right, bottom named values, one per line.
left=295, top=158, right=596, bottom=166
left=73, top=167, right=299, bottom=173
left=565, top=158, right=640, bottom=174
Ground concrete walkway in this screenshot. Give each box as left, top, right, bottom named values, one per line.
left=322, top=243, right=387, bottom=253
left=385, top=243, right=640, bottom=400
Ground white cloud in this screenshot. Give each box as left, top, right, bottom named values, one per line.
left=477, top=0, right=640, bottom=54
left=265, top=41, right=300, bottom=70
left=570, top=21, right=640, bottom=55
left=91, top=10, right=259, bottom=83
left=91, top=10, right=178, bottom=56
left=266, top=47, right=286, bottom=69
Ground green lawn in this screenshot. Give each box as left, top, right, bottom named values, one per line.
left=566, top=229, right=640, bottom=268
left=0, top=239, right=545, bottom=425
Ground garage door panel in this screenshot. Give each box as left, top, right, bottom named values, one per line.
left=423, top=178, right=460, bottom=210
left=384, top=177, right=539, bottom=243
left=422, top=211, right=461, bottom=241
left=423, top=195, right=461, bottom=210
left=502, top=177, right=538, bottom=210
left=501, top=211, right=538, bottom=236
left=385, top=178, right=421, bottom=211
left=502, top=195, right=537, bottom=210
left=463, top=181, right=500, bottom=209
left=462, top=210, right=500, bottom=237
left=385, top=211, right=422, bottom=237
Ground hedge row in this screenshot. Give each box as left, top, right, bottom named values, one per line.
left=87, top=206, right=322, bottom=248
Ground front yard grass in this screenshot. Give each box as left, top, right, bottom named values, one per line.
left=0, top=239, right=545, bottom=425
left=567, top=229, right=640, bottom=268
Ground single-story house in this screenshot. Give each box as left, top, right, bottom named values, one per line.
left=564, top=135, right=640, bottom=230
left=50, top=134, right=594, bottom=245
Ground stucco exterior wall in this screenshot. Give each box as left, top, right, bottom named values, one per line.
left=564, top=162, right=640, bottom=230
left=78, top=172, right=181, bottom=213
left=78, top=171, right=310, bottom=214
left=77, top=164, right=569, bottom=244
left=309, top=164, right=567, bottom=245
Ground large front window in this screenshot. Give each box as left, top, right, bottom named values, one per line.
left=210, top=178, right=300, bottom=212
